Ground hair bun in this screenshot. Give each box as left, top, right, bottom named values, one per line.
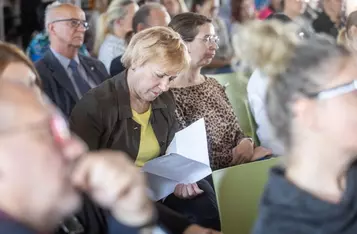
left=233, top=20, right=301, bottom=79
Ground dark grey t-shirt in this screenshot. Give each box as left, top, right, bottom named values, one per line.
left=253, top=162, right=357, bottom=234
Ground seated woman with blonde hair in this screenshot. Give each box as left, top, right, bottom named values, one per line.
left=70, top=26, right=221, bottom=233
left=235, top=19, right=357, bottom=234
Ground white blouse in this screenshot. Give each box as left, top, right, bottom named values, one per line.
left=247, top=69, right=285, bottom=155
left=98, top=34, right=126, bottom=72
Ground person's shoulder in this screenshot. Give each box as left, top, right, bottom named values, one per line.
left=205, top=76, right=226, bottom=90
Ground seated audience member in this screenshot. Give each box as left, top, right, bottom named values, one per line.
left=70, top=27, right=221, bottom=232
left=236, top=19, right=357, bottom=234
left=160, top=0, right=188, bottom=17
left=231, top=0, right=256, bottom=35
left=35, top=2, right=109, bottom=118
left=338, top=11, right=357, bottom=53
left=312, top=0, right=343, bottom=38
left=191, top=0, right=234, bottom=74
left=0, top=81, right=155, bottom=234
left=168, top=13, right=272, bottom=170
left=26, top=1, right=90, bottom=62
left=110, top=2, right=171, bottom=76
left=95, top=0, right=139, bottom=71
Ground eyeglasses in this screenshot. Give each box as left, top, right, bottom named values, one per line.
left=50, top=18, right=89, bottom=30
left=307, top=80, right=357, bottom=100
left=195, top=36, right=220, bottom=48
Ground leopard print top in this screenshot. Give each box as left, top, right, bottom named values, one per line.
left=171, top=77, right=245, bottom=170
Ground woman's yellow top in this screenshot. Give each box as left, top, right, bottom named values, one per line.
left=132, top=106, right=160, bottom=167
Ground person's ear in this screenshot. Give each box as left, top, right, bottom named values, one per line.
left=47, top=23, right=55, bottom=35
left=293, top=97, right=320, bottom=131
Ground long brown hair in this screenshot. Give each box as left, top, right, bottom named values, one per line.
left=0, top=42, right=41, bottom=87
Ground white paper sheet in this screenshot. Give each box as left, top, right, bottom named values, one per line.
left=142, top=118, right=212, bottom=201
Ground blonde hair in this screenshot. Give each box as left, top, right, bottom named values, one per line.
left=121, top=26, right=190, bottom=73
left=233, top=20, right=350, bottom=148
left=233, top=20, right=300, bottom=79
left=93, top=0, right=135, bottom=55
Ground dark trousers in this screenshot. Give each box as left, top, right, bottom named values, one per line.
left=162, top=178, right=221, bottom=231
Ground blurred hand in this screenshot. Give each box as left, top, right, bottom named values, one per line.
left=174, top=183, right=204, bottom=199
left=232, top=138, right=254, bottom=164
left=252, top=146, right=272, bottom=161
left=71, top=150, right=155, bottom=227
left=183, top=224, right=222, bottom=234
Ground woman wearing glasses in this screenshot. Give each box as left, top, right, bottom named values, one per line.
left=191, top=0, right=234, bottom=74
left=235, top=20, right=357, bottom=234
left=168, top=13, right=271, bottom=171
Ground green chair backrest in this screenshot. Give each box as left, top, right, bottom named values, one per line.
left=209, top=72, right=259, bottom=144
left=213, top=158, right=279, bottom=234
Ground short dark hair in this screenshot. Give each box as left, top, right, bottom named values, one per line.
left=168, top=12, right=211, bottom=42
left=132, top=3, right=166, bottom=33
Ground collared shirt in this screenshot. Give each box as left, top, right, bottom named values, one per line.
left=50, top=48, right=96, bottom=98
left=98, top=34, right=126, bottom=72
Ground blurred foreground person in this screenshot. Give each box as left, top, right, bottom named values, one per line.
left=0, top=81, right=155, bottom=234
left=235, top=20, right=357, bottom=234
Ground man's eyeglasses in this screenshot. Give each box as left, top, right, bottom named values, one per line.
left=195, top=36, right=220, bottom=48
left=307, top=80, right=357, bottom=100
left=50, top=18, right=89, bottom=30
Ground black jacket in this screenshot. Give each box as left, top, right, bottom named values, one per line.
left=70, top=70, right=178, bottom=159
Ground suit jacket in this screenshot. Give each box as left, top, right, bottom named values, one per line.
left=35, top=50, right=109, bottom=118
left=109, top=55, right=126, bottom=77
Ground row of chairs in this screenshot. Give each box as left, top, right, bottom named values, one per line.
left=209, top=72, right=278, bottom=234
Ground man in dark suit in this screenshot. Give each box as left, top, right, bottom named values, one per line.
left=35, top=2, right=109, bottom=117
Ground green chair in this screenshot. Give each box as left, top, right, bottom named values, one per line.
left=212, top=158, right=279, bottom=234
left=209, top=72, right=259, bottom=145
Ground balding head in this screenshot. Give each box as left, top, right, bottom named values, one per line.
left=45, top=2, right=87, bottom=53
left=132, top=3, right=170, bottom=33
